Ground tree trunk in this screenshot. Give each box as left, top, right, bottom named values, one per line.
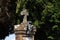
left=0, top=0, right=17, bottom=39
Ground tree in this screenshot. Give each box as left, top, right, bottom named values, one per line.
left=0, top=0, right=16, bottom=39
left=16, top=0, right=60, bottom=40
left=0, top=0, right=60, bottom=40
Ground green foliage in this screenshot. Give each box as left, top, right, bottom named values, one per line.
left=48, top=36, right=54, bottom=39
left=16, top=0, right=60, bottom=40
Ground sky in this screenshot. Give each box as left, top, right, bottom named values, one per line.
left=5, top=34, right=15, bottom=40
left=5, top=25, right=19, bottom=40
left=5, top=34, right=32, bottom=40
left=5, top=24, right=32, bottom=40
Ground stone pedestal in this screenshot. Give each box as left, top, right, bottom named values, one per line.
left=14, top=25, right=36, bottom=40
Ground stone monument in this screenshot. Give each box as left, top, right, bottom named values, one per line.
left=14, top=9, right=36, bottom=40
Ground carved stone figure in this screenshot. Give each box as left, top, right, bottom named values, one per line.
left=14, top=9, right=36, bottom=40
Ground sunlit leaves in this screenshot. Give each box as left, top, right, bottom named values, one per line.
left=34, top=20, right=39, bottom=27
left=16, top=0, right=21, bottom=13
left=52, top=25, right=58, bottom=29
left=48, top=36, right=54, bottom=39
left=36, top=0, right=43, bottom=3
